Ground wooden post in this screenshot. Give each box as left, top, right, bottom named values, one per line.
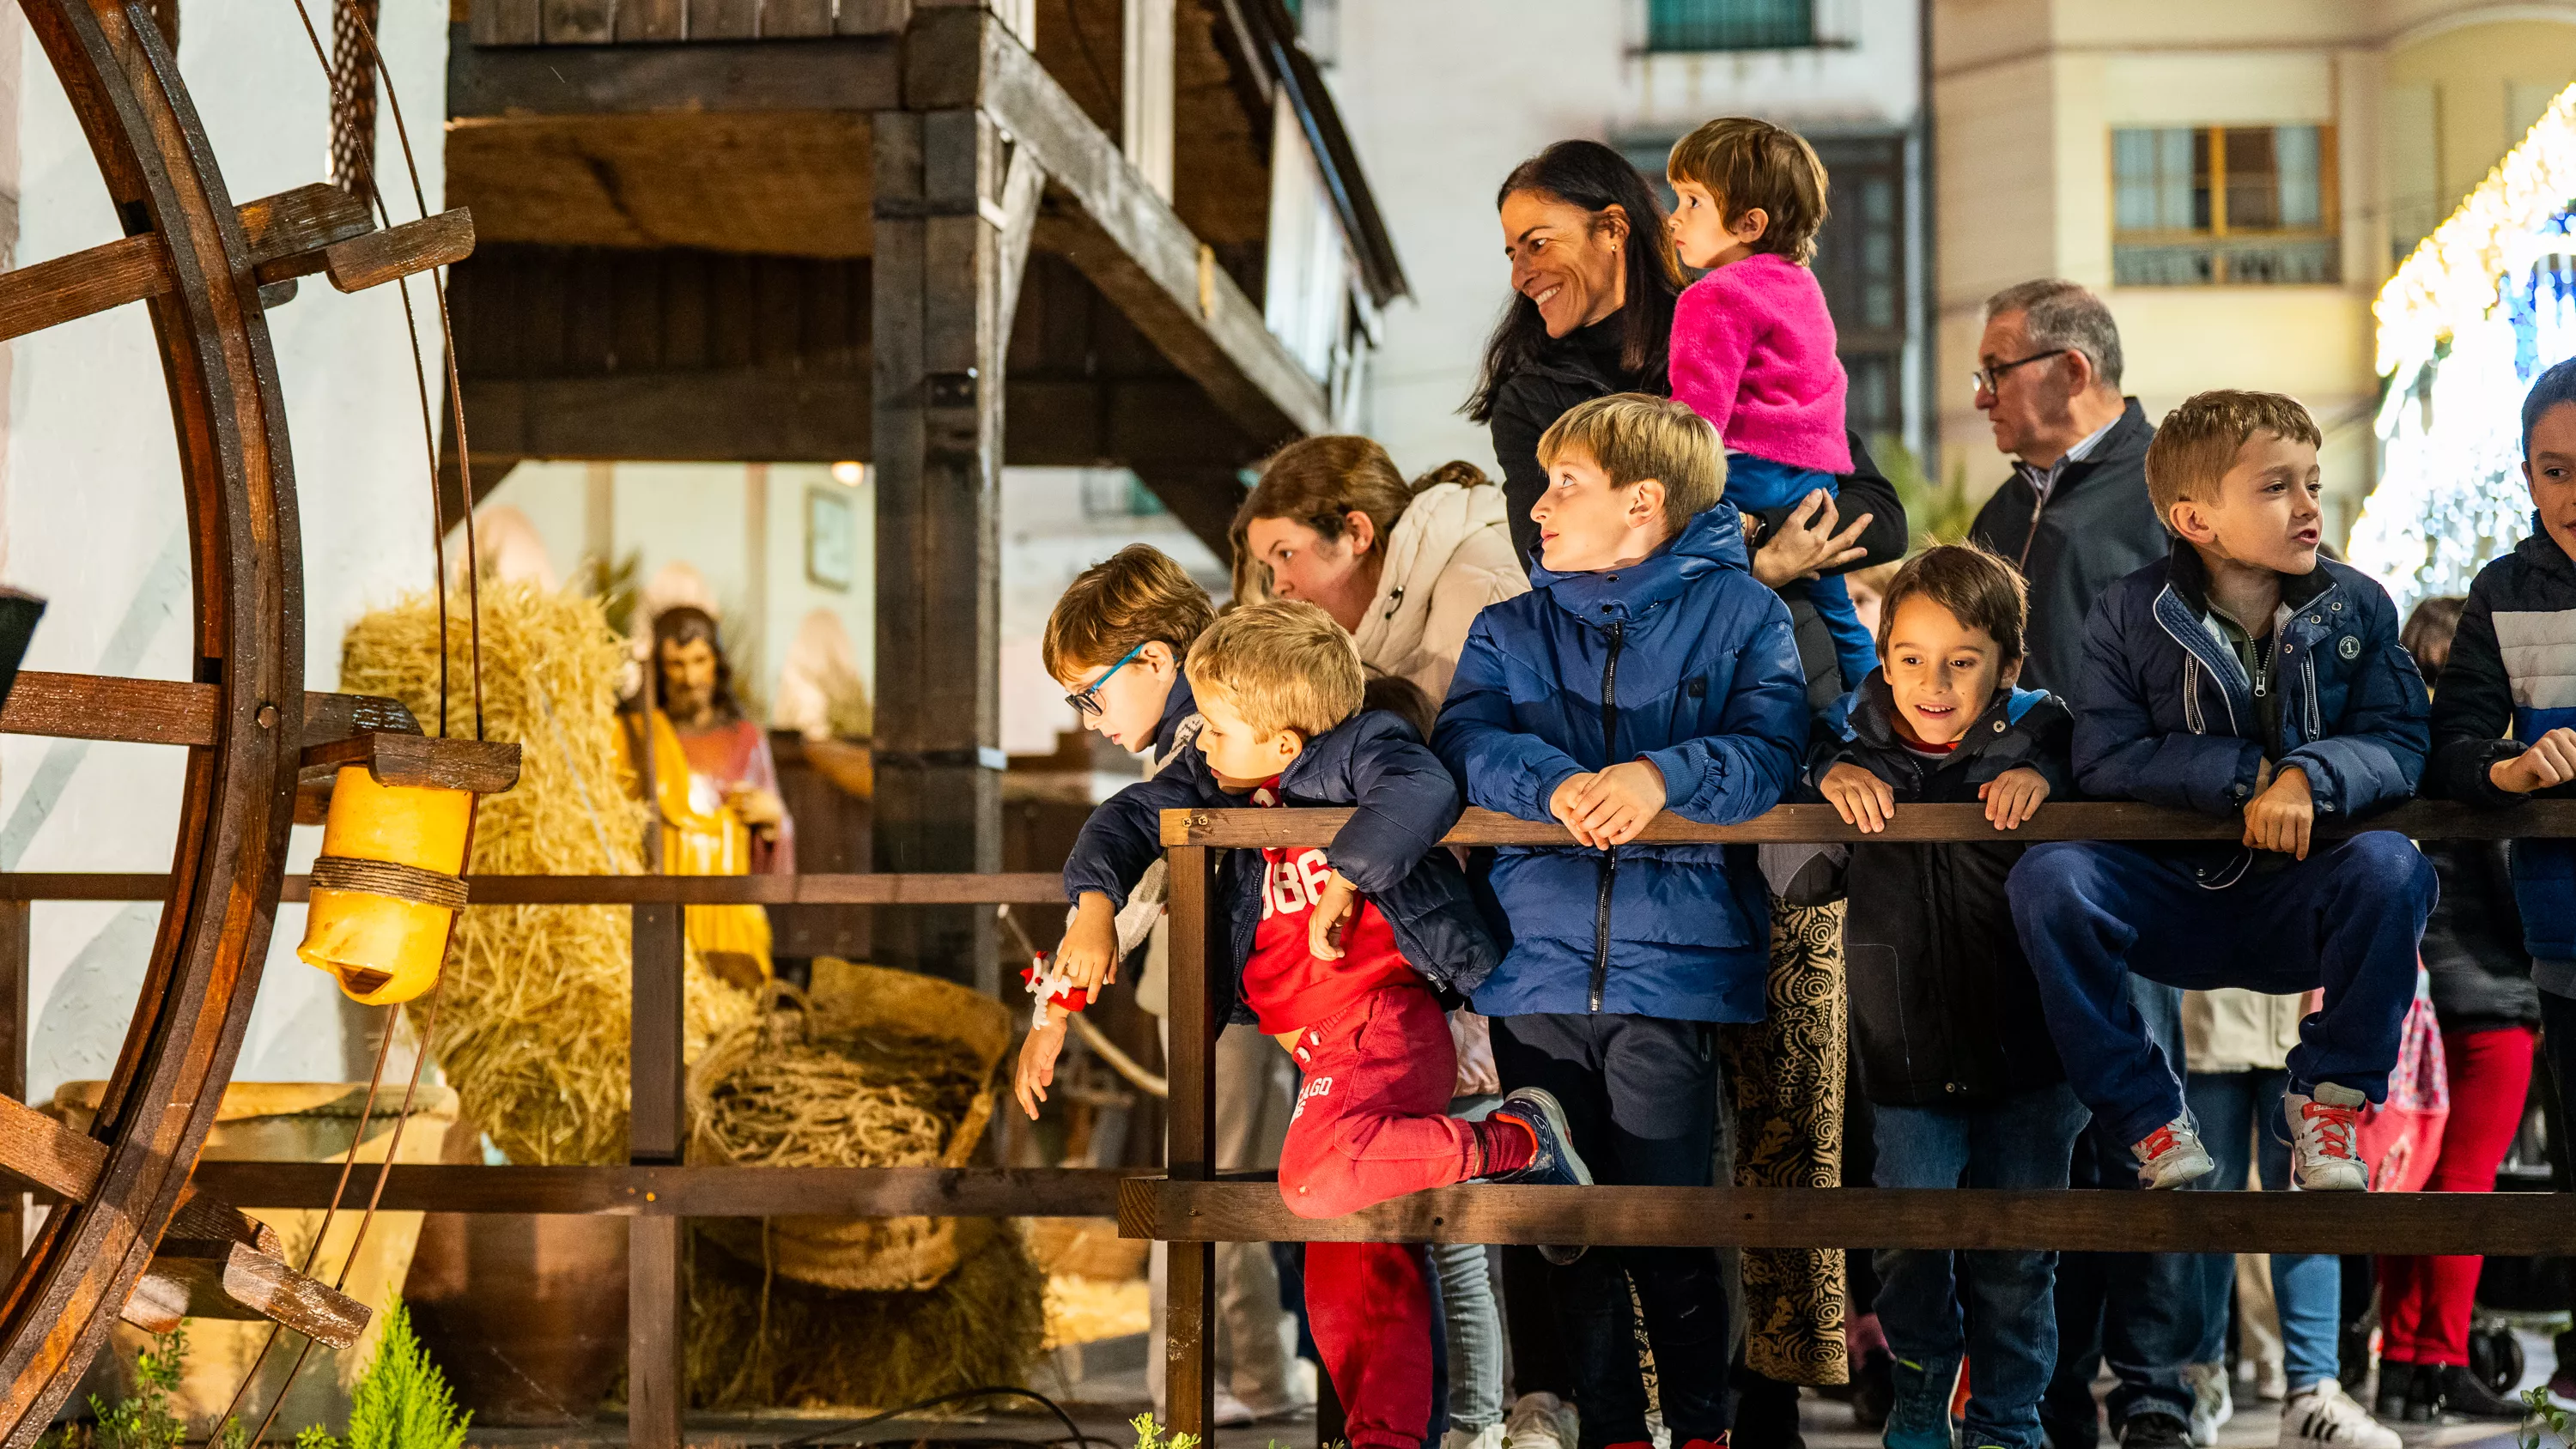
left=871, top=91, right=1007, bottom=993
left=628, top=901, right=684, bottom=1449
left=1121, top=0, right=1176, bottom=201
left=0, top=901, right=25, bottom=1282
left=1163, top=845, right=1219, bottom=1440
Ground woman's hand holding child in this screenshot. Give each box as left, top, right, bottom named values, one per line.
left=1979, top=767, right=2050, bottom=830
left=1820, top=761, right=1896, bottom=833
left=1548, top=761, right=1668, bottom=847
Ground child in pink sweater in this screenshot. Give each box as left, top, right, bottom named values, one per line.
left=1666, top=117, right=1871, bottom=687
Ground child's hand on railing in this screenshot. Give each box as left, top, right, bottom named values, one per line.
left=2243, top=763, right=2314, bottom=859
left=1979, top=767, right=2050, bottom=831
left=1819, top=762, right=1895, bottom=834
left=1014, top=1009, right=1071, bottom=1119
left=2491, top=727, right=2576, bottom=793
left=1055, top=891, right=1122, bottom=994
left=1308, top=870, right=1358, bottom=961
left=1549, top=761, right=1666, bottom=847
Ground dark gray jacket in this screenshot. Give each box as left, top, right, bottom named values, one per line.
left=1968, top=398, right=2166, bottom=696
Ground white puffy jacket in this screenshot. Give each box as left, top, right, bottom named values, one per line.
left=1350, top=481, right=1528, bottom=702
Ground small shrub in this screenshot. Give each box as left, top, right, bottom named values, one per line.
left=88, top=1327, right=189, bottom=1449
left=342, top=1298, right=469, bottom=1449
left=2523, top=1385, right=2570, bottom=1449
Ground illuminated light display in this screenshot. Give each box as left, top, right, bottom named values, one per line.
left=2351, top=82, right=2576, bottom=605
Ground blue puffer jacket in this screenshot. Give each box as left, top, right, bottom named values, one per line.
left=2074, top=541, right=2428, bottom=884
left=2427, top=526, right=2576, bottom=959
left=1062, top=709, right=1498, bottom=1026
left=1432, top=503, right=1808, bottom=1022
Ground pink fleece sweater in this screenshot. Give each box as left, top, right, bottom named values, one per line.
left=1669, top=253, right=1851, bottom=475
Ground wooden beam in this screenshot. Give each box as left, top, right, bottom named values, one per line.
left=993, top=143, right=1046, bottom=343
left=1119, top=1178, right=2576, bottom=1256
left=184, top=1162, right=1132, bottom=1215
left=1121, top=0, right=1176, bottom=201
left=0, top=676, right=418, bottom=750
left=0, top=872, right=1072, bottom=904
left=0, top=905, right=21, bottom=1287
left=1132, top=462, right=1247, bottom=563
left=298, top=731, right=522, bottom=793
left=447, top=34, right=902, bottom=117
left=630, top=903, right=685, bottom=1166
left=627, top=1216, right=683, bottom=1449
left=321, top=209, right=476, bottom=294
left=0, top=234, right=167, bottom=343
left=1162, top=846, right=1220, bottom=1442
left=966, top=11, right=1327, bottom=440
left=1161, top=800, right=2576, bottom=848
left=238, top=183, right=378, bottom=272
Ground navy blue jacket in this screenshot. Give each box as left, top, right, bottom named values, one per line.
left=1062, top=710, right=1498, bottom=1026
left=1432, top=503, right=1808, bottom=1022
left=2074, top=542, right=2428, bottom=883
left=2427, top=527, right=2576, bottom=960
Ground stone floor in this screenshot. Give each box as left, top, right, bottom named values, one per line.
left=454, top=1325, right=2567, bottom=1449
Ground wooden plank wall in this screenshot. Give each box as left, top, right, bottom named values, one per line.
left=471, top=0, right=914, bottom=43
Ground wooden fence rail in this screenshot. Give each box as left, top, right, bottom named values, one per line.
left=1146, top=799, right=2576, bottom=1441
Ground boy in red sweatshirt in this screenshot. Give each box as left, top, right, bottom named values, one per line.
left=1048, top=600, right=1589, bottom=1449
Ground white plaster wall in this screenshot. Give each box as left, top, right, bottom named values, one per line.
left=0, top=2, right=447, bottom=1101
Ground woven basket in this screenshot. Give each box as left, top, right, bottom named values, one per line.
left=689, top=961, right=1009, bottom=1291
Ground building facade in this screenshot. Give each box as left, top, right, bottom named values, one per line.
left=1935, top=0, right=2576, bottom=541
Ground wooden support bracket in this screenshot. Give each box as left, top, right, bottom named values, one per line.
left=0, top=672, right=419, bottom=750
left=320, top=209, right=475, bottom=294
left=0, top=183, right=377, bottom=342
left=0, top=1094, right=368, bottom=1348
left=299, top=731, right=522, bottom=793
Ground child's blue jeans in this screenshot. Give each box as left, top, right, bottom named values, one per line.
left=1873, top=1082, right=2090, bottom=1449
left=2008, top=834, right=2435, bottom=1149
left=2184, top=1069, right=2341, bottom=1393
left=1724, top=452, right=1877, bottom=689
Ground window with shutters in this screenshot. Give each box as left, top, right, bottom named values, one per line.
left=2111, top=125, right=2340, bottom=286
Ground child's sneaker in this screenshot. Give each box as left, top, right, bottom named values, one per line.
left=1485, top=1087, right=1593, bottom=1264
left=1504, top=1393, right=1579, bottom=1449
left=1444, top=1426, right=1506, bottom=1449
left=2284, top=1083, right=2370, bottom=1191
left=1883, top=1355, right=1959, bottom=1449
left=2130, top=1113, right=2215, bottom=1189
left=2184, top=1361, right=2233, bottom=1446
left=2281, top=1379, right=2399, bottom=1449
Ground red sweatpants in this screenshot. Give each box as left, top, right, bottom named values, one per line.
left=2379, top=1025, right=2537, bottom=1365
left=1281, top=984, right=1476, bottom=1449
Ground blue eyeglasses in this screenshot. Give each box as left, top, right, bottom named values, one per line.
left=1066, top=641, right=1151, bottom=718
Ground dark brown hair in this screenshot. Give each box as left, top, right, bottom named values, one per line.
left=1667, top=117, right=1830, bottom=265
left=1042, top=543, right=1216, bottom=680
left=2143, top=390, right=2323, bottom=532
left=1240, top=437, right=1493, bottom=548
left=1361, top=670, right=1437, bottom=741
left=1879, top=543, right=2028, bottom=663
left=2401, top=596, right=2467, bottom=679
left=650, top=605, right=739, bottom=724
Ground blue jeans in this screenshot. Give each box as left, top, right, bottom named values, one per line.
left=1724, top=453, right=1877, bottom=688
left=2184, top=1070, right=2340, bottom=1393
left=1874, top=1082, right=2091, bottom=1449
left=1437, top=1094, right=1504, bottom=1433
left=2043, top=977, right=2204, bottom=1446
left=2009, top=834, right=2434, bottom=1148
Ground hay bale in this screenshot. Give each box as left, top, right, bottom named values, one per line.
left=683, top=1219, right=1042, bottom=1412
left=337, top=583, right=758, bottom=1164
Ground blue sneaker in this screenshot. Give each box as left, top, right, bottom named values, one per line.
left=1484, top=1087, right=1592, bottom=1265
left=1883, top=1355, right=1959, bottom=1449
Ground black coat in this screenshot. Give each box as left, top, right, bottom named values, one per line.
left=2418, top=839, right=2541, bottom=1034
left=1484, top=310, right=1907, bottom=706
left=1061, top=709, right=1499, bottom=1026
left=1809, top=676, right=2073, bottom=1107
left=1967, top=399, right=2167, bottom=698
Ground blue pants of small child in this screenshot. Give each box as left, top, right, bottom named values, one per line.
left=2184, top=1069, right=2341, bottom=1393
left=1874, top=1082, right=2091, bottom=1449
left=1724, top=452, right=1877, bottom=689
left=2008, top=834, right=2435, bottom=1149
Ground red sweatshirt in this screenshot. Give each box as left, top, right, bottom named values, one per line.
left=1242, top=780, right=1415, bottom=1034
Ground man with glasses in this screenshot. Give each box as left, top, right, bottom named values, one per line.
left=1959, top=283, right=2202, bottom=1449
left=1966, top=279, right=2164, bottom=697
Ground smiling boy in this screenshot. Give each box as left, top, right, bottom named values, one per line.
left=2008, top=391, right=2433, bottom=1193
left=1434, top=391, right=1807, bottom=1449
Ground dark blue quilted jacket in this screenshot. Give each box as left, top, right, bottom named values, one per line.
left=1431, top=503, right=1808, bottom=1023
left=1062, top=710, right=1498, bottom=1026
left=2074, top=542, right=2428, bottom=884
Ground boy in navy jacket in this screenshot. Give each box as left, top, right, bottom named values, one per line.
left=1052, top=600, right=1586, bottom=1449
left=1434, top=392, right=1808, bottom=1449
left=2008, top=391, right=2433, bottom=1193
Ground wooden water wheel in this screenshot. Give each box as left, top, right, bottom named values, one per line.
left=0, top=2, right=501, bottom=1440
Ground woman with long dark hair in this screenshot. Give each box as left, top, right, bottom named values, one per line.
left=1467, top=140, right=1911, bottom=1449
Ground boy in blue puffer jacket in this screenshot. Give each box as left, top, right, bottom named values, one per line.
left=1433, top=392, right=1809, bottom=1449
left=2008, top=390, right=2434, bottom=1197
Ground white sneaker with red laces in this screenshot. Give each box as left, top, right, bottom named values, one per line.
left=2131, top=1111, right=2215, bottom=1189
left=2286, top=1082, right=2370, bottom=1191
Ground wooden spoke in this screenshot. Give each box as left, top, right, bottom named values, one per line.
left=0, top=675, right=417, bottom=749
left=0, top=184, right=379, bottom=344
left=321, top=209, right=475, bottom=294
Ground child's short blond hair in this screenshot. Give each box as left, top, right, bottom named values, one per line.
left=1042, top=543, right=1216, bottom=680
left=1667, top=117, right=1830, bottom=265
left=1536, top=393, right=1728, bottom=533
left=2143, top=391, right=2323, bottom=534
left=1184, top=600, right=1364, bottom=738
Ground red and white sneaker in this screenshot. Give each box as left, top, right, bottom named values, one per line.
left=2131, top=1112, right=2215, bottom=1189
left=2285, top=1082, right=2370, bottom=1191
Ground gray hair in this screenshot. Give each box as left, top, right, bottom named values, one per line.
left=1984, top=279, right=2123, bottom=391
